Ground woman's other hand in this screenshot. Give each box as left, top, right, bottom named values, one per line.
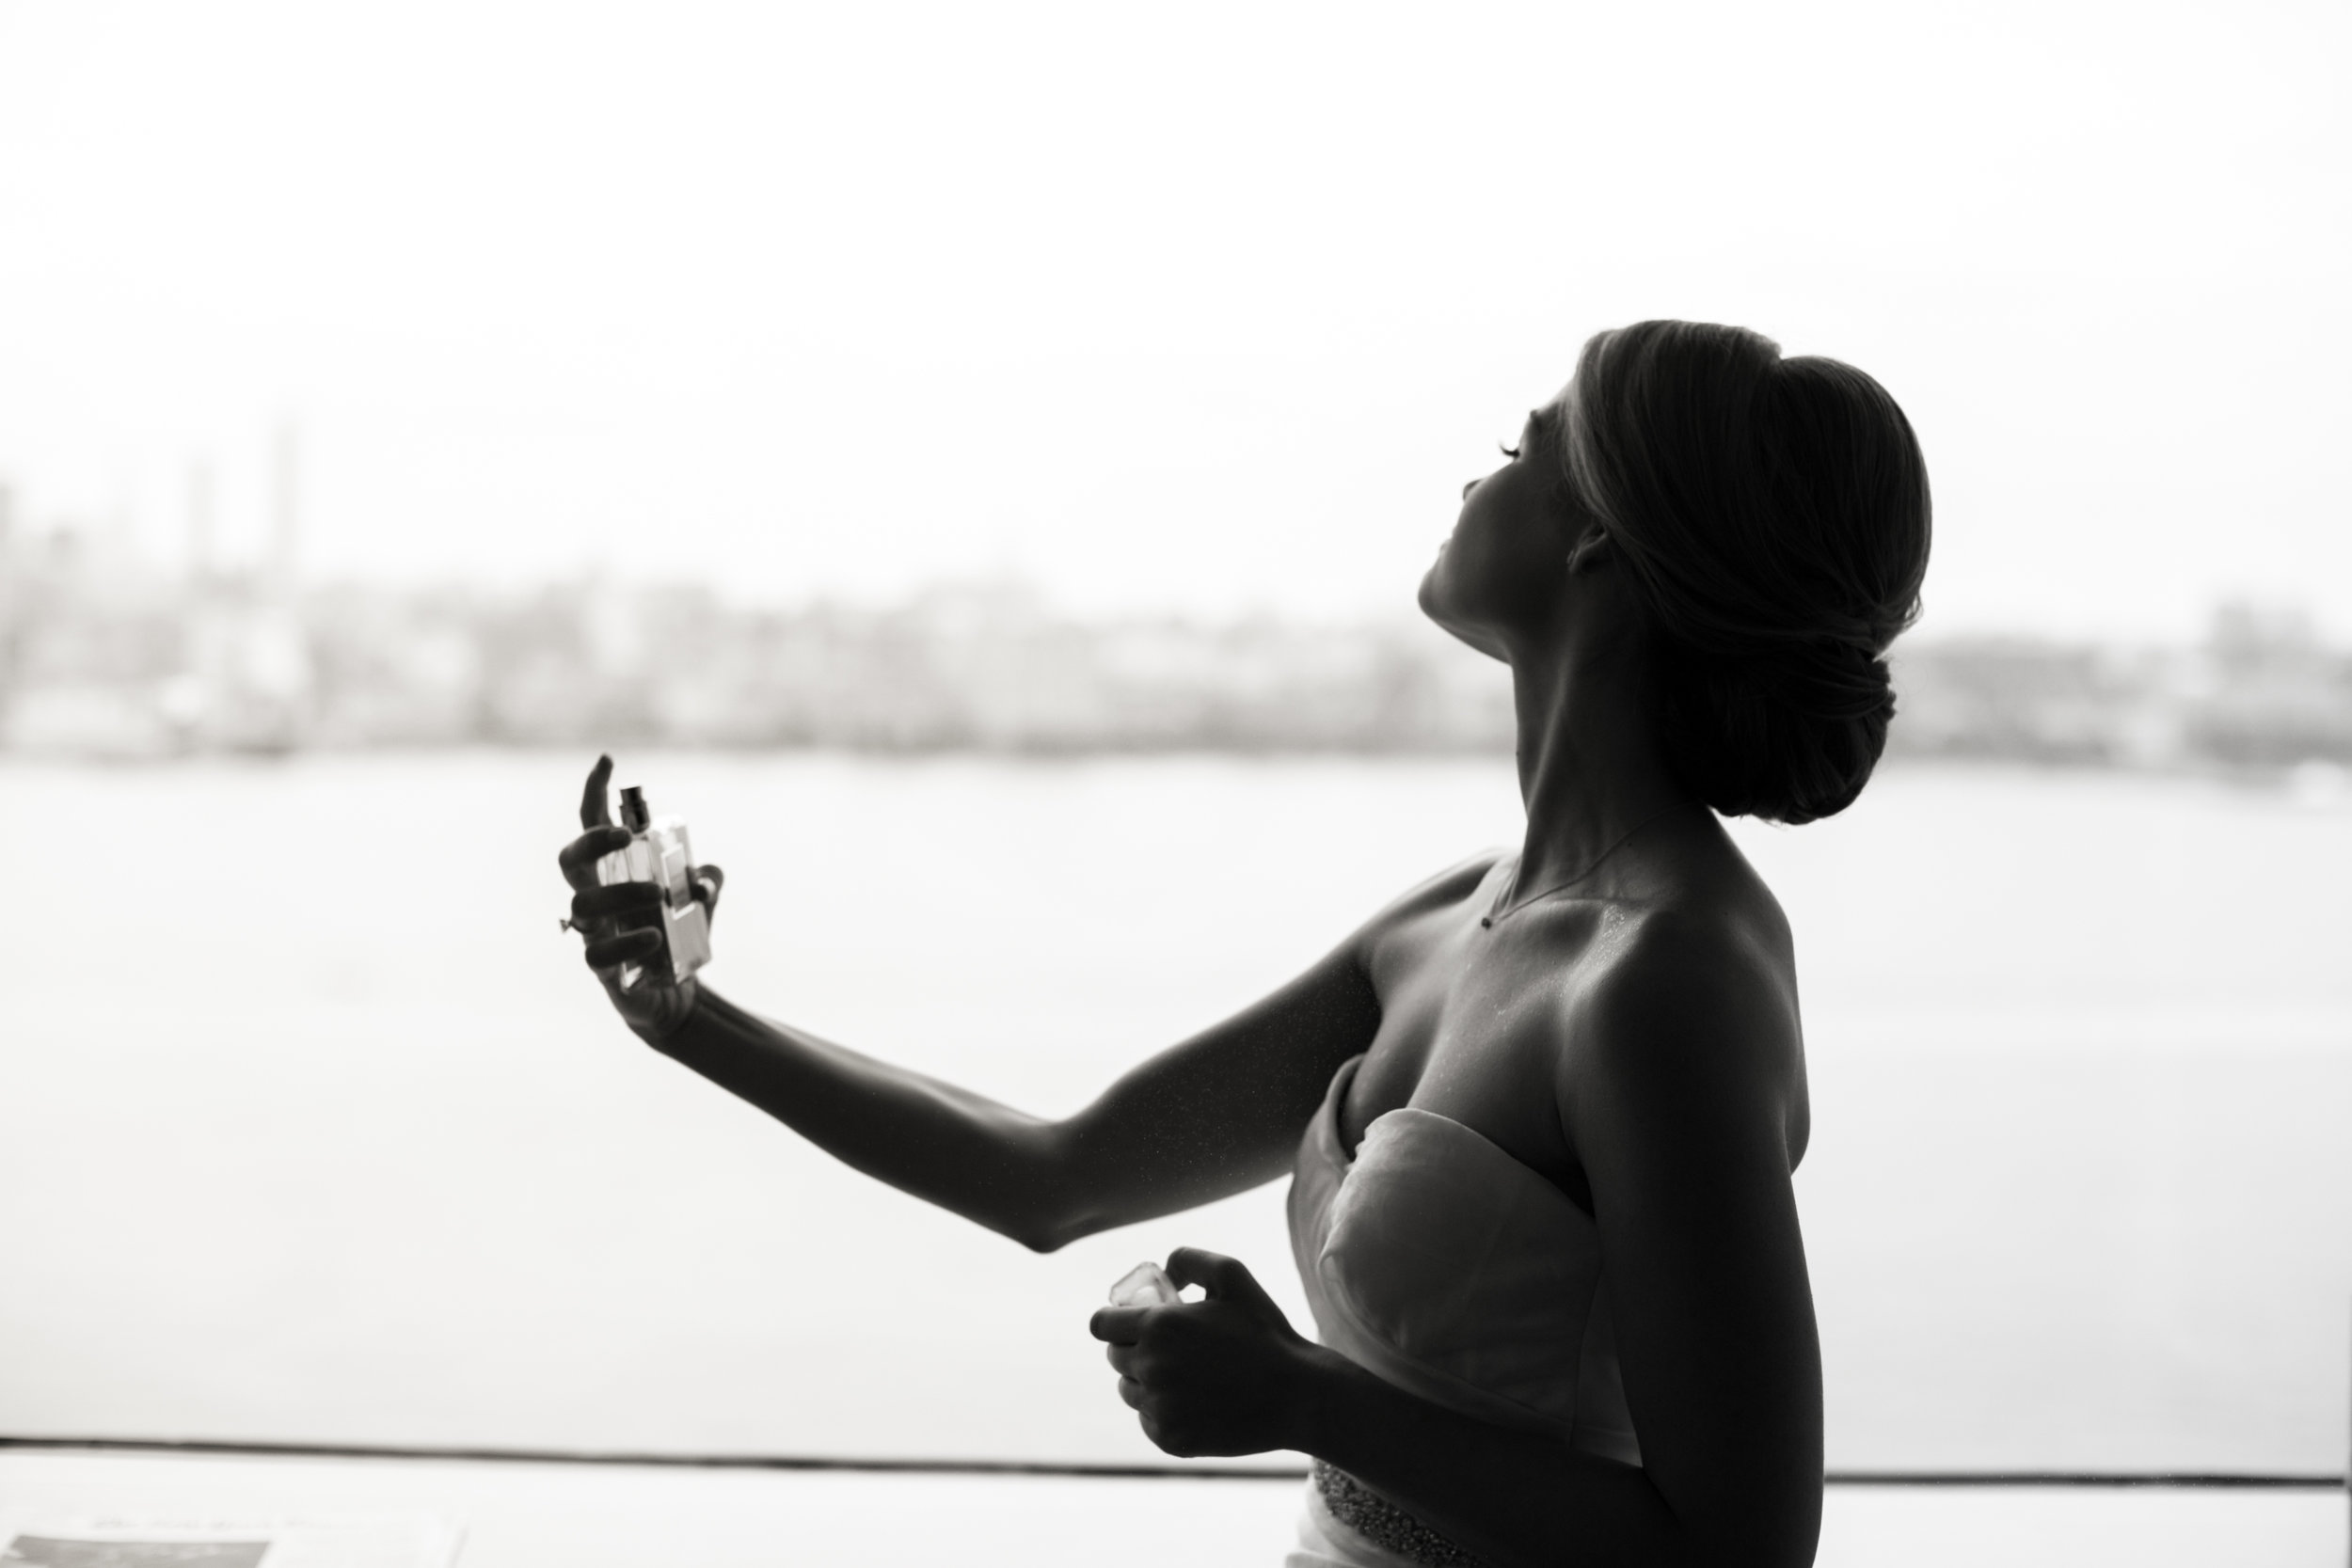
left=1089, top=1247, right=1325, bottom=1458
left=557, top=754, right=723, bottom=1047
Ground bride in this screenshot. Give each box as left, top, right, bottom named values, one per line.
left=558, top=318, right=1931, bottom=1568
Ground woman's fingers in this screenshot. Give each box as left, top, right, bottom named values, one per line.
left=1116, top=1376, right=1146, bottom=1412
left=572, top=882, right=663, bottom=923
left=558, top=825, right=633, bottom=889
left=1089, top=1306, right=1151, bottom=1344
left=580, top=753, right=614, bottom=830
left=583, top=928, right=662, bottom=970
left=561, top=757, right=624, bottom=889
left=1164, top=1247, right=1271, bottom=1309
left=692, top=863, right=724, bottom=919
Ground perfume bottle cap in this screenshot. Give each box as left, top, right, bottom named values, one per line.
left=619, top=785, right=651, bottom=832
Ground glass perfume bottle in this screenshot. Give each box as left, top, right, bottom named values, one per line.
left=595, top=784, right=713, bottom=990
left=1108, top=1261, right=1182, bottom=1307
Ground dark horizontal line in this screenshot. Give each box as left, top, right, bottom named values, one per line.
left=1, top=1438, right=2344, bottom=1491
left=1820, top=1470, right=2344, bottom=1491
left=0, top=1437, right=1305, bottom=1482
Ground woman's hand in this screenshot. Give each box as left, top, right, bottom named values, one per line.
left=557, top=754, right=723, bottom=1048
left=1089, top=1247, right=1326, bottom=1458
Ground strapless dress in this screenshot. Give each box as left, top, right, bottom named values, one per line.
left=1282, top=1053, right=1641, bottom=1567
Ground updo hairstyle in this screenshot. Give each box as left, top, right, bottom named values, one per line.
left=1559, top=321, right=1931, bottom=825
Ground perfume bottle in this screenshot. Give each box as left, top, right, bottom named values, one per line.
left=595, top=784, right=714, bottom=990
left=1108, top=1261, right=1182, bottom=1307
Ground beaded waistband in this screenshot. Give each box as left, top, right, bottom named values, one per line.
left=1311, top=1459, right=1494, bottom=1568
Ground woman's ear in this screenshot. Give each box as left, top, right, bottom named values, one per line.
left=1565, top=524, right=1613, bottom=577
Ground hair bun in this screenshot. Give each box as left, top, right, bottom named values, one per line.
left=1654, top=640, right=1896, bottom=826
left=1561, top=321, right=1931, bottom=825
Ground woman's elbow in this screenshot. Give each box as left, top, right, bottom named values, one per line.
left=989, top=1121, right=1089, bottom=1255
left=1009, top=1215, right=1072, bottom=1255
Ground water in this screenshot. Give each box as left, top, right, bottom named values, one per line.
left=1, top=752, right=2346, bottom=1472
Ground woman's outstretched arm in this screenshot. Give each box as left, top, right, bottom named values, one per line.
left=644, top=944, right=1376, bottom=1253
left=561, top=758, right=1386, bottom=1252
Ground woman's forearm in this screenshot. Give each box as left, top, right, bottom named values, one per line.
left=655, top=985, right=1068, bottom=1250
left=1287, top=1346, right=1688, bottom=1568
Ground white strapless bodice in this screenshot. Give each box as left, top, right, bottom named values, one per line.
left=1288, top=1052, right=1643, bottom=1461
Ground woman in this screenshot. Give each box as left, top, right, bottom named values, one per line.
left=558, top=319, right=1931, bottom=1568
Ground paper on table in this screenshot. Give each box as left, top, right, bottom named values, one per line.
left=0, top=1513, right=464, bottom=1568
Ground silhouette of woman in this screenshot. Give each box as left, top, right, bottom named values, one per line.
left=558, top=319, right=1931, bottom=1568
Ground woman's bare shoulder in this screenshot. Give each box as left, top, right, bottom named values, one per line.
left=1561, top=879, right=1804, bottom=1133
left=1580, top=817, right=1796, bottom=1006
left=1351, top=849, right=1505, bottom=947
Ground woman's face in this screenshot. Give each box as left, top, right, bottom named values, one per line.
left=1418, top=401, right=1581, bottom=660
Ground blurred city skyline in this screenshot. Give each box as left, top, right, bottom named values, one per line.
left=4, top=490, right=2346, bottom=778
left=1, top=2, right=2346, bottom=641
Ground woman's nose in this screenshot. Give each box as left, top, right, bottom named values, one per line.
left=1461, top=478, right=1478, bottom=499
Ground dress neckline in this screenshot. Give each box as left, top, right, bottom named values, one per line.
left=1323, top=1053, right=1593, bottom=1218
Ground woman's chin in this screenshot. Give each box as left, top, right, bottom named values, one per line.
left=1417, top=577, right=1512, bottom=662
left=1415, top=562, right=1445, bottom=621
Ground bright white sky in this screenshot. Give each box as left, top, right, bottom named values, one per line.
left=0, top=0, right=2345, bottom=639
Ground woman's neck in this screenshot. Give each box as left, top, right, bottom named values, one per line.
left=1504, top=644, right=1693, bottom=903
